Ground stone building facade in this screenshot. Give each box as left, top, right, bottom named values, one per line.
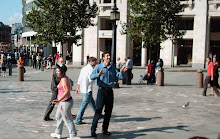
left=70, top=0, right=220, bottom=69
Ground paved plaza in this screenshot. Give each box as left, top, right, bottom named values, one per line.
left=0, top=66, right=220, bottom=139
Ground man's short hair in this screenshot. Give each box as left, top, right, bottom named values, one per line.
left=57, top=57, right=64, bottom=63
left=88, top=57, right=97, bottom=62
left=206, top=57, right=211, bottom=60
left=127, top=56, right=130, bottom=59
left=102, top=51, right=110, bottom=58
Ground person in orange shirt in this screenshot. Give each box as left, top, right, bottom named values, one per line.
left=17, top=56, right=24, bottom=67
left=203, top=57, right=220, bottom=96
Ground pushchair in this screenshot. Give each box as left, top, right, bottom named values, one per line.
left=138, top=67, right=155, bottom=85
left=138, top=68, right=148, bottom=84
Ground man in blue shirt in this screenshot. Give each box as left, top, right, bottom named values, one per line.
left=90, top=52, right=127, bottom=137
left=125, top=56, right=133, bottom=85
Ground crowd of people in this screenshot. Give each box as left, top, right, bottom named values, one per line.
left=45, top=52, right=127, bottom=139
left=0, top=51, right=73, bottom=76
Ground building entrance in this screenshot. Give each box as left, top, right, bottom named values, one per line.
left=177, top=40, right=193, bottom=66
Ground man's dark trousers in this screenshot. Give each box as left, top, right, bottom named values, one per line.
left=44, top=91, right=58, bottom=119
left=126, top=69, right=132, bottom=85
left=203, top=76, right=220, bottom=96
left=33, top=61, right=36, bottom=69
left=91, top=87, right=114, bottom=132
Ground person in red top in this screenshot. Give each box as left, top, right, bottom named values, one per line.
left=17, top=56, right=24, bottom=67
left=54, top=53, right=60, bottom=64
left=147, top=60, right=156, bottom=84
left=203, top=57, right=220, bottom=96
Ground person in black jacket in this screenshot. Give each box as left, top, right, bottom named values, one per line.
left=43, top=57, right=65, bottom=121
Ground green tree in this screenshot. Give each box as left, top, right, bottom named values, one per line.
left=122, top=0, right=185, bottom=61
left=26, top=0, right=98, bottom=59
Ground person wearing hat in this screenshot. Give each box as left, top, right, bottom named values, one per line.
left=51, top=64, right=80, bottom=139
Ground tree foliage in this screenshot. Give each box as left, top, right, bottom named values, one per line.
left=26, top=0, right=98, bottom=45
left=122, top=0, right=186, bottom=49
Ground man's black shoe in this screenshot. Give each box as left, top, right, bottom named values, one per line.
left=43, top=117, right=53, bottom=121
left=91, top=131, right=97, bottom=137
left=102, top=130, right=111, bottom=135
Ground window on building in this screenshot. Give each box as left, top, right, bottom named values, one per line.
left=178, top=19, right=194, bottom=30
left=104, top=0, right=111, bottom=3
left=100, top=18, right=112, bottom=30
left=211, top=19, right=220, bottom=32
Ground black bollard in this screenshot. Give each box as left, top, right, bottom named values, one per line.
left=9, top=63, right=12, bottom=76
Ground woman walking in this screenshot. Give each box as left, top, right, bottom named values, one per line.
left=210, top=57, right=220, bottom=96
left=51, top=64, right=80, bottom=139
left=1, top=59, right=6, bottom=77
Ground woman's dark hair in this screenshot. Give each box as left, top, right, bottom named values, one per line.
left=57, top=64, right=67, bottom=77
left=214, top=57, right=219, bottom=63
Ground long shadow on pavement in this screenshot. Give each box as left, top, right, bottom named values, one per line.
left=80, top=125, right=189, bottom=139
left=111, top=117, right=161, bottom=123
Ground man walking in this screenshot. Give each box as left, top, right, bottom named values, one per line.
left=36, top=53, right=42, bottom=70
left=203, top=57, right=220, bottom=96
left=75, top=57, right=99, bottom=125
left=90, top=52, right=127, bottom=137
left=32, top=52, right=37, bottom=69
left=125, top=56, right=133, bottom=85
left=43, top=57, right=65, bottom=121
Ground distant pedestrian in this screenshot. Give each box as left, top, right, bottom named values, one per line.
left=23, top=53, right=27, bottom=66
left=17, top=56, right=24, bottom=67
left=1, top=59, right=6, bottom=77
left=36, top=53, right=42, bottom=70
left=90, top=52, right=127, bottom=137
left=125, top=56, right=133, bottom=85
left=66, top=53, right=70, bottom=66
left=86, top=55, right=89, bottom=64
left=50, top=64, right=80, bottom=139
left=203, top=57, right=220, bottom=96
left=75, top=57, right=103, bottom=125
left=54, top=53, right=60, bottom=64
left=15, top=51, right=18, bottom=61
left=32, top=52, right=37, bottom=69
left=116, top=57, right=122, bottom=71
left=147, top=60, right=156, bottom=84
left=6, top=54, right=11, bottom=67
left=43, top=57, right=65, bottom=121
left=209, top=57, right=220, bottom=96
left=46, top=54, right=53, bottom=69
left=69, top=52, right=72, bottom=62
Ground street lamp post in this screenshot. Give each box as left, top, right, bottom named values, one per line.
left=110, top=0, right=120, bottom=88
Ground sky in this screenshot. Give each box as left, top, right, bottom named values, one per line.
left=0, top=0, right=22, bottom=26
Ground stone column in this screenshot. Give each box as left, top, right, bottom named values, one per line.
left=141, top=46, right=147, bottom=67
left=192, top=0, right=208, bottom=69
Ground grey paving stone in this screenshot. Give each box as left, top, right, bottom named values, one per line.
left=0, top=66, right=219, bottom=139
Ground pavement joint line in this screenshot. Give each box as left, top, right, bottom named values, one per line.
left=0, top=120, right=24, bottom=139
